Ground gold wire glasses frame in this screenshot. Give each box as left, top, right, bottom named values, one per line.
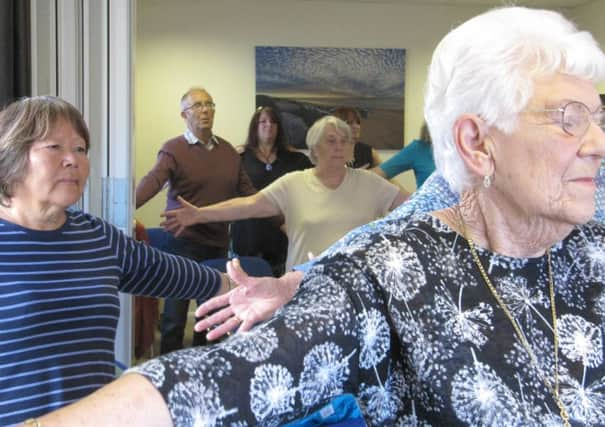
left=183, top=101, right=216, bottom=113
left=533, top=101, right=605, bottom=138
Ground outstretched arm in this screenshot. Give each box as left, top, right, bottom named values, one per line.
left=390, top=190, right=410, bottom=210
left=161, top=193, right=279, bottom=237
left=370, top=165, right=387, bottom=178
left=195, top=259, right=303, bottom=340
left=371, top=148, right=382, bottom=167
left=24, top=374, right=172, bottom=427
left=136, top=151, right=175, bottom=209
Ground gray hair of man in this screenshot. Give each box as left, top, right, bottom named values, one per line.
left=424, top=6, right=605, bottom=194
left=180, top=87, right=211, bottom=112
left=306, top=115, right=353, bottom=164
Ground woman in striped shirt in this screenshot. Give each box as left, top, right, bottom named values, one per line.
left=0, top=96, right=233, bottom=426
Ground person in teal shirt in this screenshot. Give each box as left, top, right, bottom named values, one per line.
left=372, top=122, right=435, bottom=188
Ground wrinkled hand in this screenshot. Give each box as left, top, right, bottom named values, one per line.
left=194, top=259, right=302, bottom=340
left=160, top=196, right=201, bottom=237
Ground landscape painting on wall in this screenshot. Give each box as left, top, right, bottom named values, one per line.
left=255, top=46, right=406, bottom=150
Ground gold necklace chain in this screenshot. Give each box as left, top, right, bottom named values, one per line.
left=459, top=215, right=570, bottom=426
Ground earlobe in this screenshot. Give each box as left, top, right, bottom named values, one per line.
left=454, top=114, right=493, bottom=178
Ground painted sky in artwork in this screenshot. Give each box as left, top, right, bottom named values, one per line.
left=256, top=47, right=405, bottom=111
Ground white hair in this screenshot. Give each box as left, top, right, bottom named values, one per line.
left=306, top=115, right=352, bottom=164
left=425, top=6, right=605, bottom=194
left=180, top=87, right=210, bottom=111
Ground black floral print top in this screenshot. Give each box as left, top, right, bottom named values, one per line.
left=133, top=214, right=605, bottom=426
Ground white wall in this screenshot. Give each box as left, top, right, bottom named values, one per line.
left=134, top=0, right=604, bottom=227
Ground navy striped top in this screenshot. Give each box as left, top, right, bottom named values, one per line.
left=0, top=211, right=221, bottom=425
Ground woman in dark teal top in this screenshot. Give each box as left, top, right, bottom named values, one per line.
left=373, top=122, right=435, bottom=188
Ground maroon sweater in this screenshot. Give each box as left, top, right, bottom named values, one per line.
left=136, top=135, right=256, bottom=248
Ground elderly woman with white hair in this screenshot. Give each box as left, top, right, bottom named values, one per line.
left=161, top=114, right=406, bottom=271
left=30, top=6, right=605, bottom=427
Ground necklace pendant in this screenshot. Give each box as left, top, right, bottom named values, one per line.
left=265, top=163, right=272, bottom=171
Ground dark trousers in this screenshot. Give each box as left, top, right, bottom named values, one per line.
left=159, top=235, right=226, bottom=355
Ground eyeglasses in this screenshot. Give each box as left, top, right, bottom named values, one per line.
left=533, top=101, right=605, bottom=138
left=183, top=101, right=216, bottom=112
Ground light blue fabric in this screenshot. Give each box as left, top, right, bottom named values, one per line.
left=379, top=139, right=435, bottom=187
left=283, top=394, right=365, bottom=427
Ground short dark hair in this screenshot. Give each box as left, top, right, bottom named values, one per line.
left=0, top=96, right=89, bottom=204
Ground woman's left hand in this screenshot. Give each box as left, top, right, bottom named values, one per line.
left=160, top=196, right=202, bottom=236
left=194, top=259, right=302, bottom=340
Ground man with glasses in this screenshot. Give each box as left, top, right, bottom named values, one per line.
left=136, top=87, right=256, bottom=354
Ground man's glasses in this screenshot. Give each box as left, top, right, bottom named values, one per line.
left=534, top=101, right=605, bottom=138
left=184, top=101, right=216, bottom=112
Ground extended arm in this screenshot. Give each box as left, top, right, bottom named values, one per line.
left=390, top=190, right=410, bottom=210
left=370, top=166, right=387, bottom=178
left=136, top=151, right=175, bottom=208
left=27, top=374, right=172, bottom=427
left=371, top=148, right=382, bottom=168
left=116, top=223, right=233, bottom=302
left=191, top=173, right=454, bottom=338
left=375, top=143, right=415, bottom=180
left=161, top=193, right=280, bottom=237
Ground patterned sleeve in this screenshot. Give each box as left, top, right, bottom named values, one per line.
left=108, top=221, right=222, bottom=301
left=129, top=249, right=404, bottom=426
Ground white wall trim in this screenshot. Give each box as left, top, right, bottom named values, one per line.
left=30, top=0, right=136, bottom=368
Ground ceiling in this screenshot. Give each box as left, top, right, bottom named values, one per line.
left=307, top=0, right=595, bottom=7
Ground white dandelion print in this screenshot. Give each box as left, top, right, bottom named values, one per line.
left=250, top=364, right=296, bottom=422
left=497, top=274, right=548, bottom=325
left=580, top=240, right=605, bottom=281
left=168, top=379, right=237, bottom=427
left=128, top=358, right=165, bottom=388
left=435, top=285, right=493, bottom=348
left=282, top=274, right=354, bottom=341
left=366, top=238, right=426, bottom=302
left=299, top=342, right=354, bottom=406
left=451, top=350, right=521, bottom=426
left=161, top=347, right=233, bottom=379
left=359, top=369, right=405, bottom=424
left=128, top=216, right=605, bottom=427
left=222, top=327, right=279, bottom=362
left=560, top=374, right=605, bottom=425
left=357, top=308, right=391, bottom=369
left=558, top=315, right=603, bottom=368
